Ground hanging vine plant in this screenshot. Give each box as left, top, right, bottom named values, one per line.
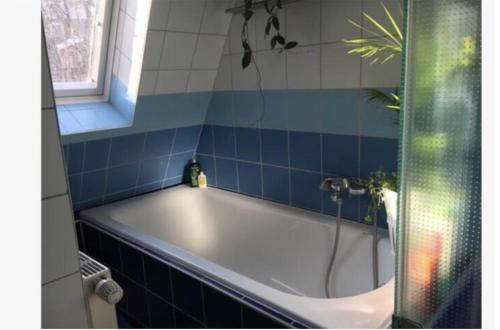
left=241, top=0, right=298, bottom=69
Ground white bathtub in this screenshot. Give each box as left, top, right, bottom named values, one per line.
left=81, top=185, right=395, bottom=328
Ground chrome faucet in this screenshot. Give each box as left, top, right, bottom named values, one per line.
left=320, top=177, right=367, bottom=202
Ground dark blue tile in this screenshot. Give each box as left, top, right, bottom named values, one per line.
left=106, top=163, right=140, bottom=195
left=290, top=170, right=321, bottom=212
left=262, top=166, right=290, bottom=204
left=119, top=243, right=145, bottom=285
left=196, top=154, right=216, bottom=186
left=289, top=131, right=321, bottom=171
left=79, top=198, right=103, bottom=210
left=109, top=133, right=145, bottom=166
left=323, top=192, right=359, bottom=222
left=360, top=137, right=398, bottom=178
left=83, top=138, right=110, bottom=171
left=173, top=126, right=202, bottom=153
left=81, top=223, right=101, bottom=259
left=144, top=255, right=172, bottom=303
left=174, top=309, right=205, bottom=329
left=138, top=156, right=169, bottom=185
left=237, top=161, right=262, bottom=197
left=322, top=134, right=359, bottom=178
left=197, top=125, right=214, bottom=155
left=143, top=129, right=175, bottom=158
left=81, top=170, right=106, bottom=201
left=241, top=305, right=287, bottom=329
left=63, top=144, right=69, bottom=166
left=164, top=176, right=184, bottom=187
left=119, top=275, right=149, bottom=326
left=236, top=127, right=261, bottom=162
left=68, top=174, right=81, bottom=203
left=213, top=125, right=236, bottom=157
left=166, top=151, right=192, bottom=179
left=171, top=268, right=204, bottom=322
left=103, top=188, right=135, bottom=204
left=203, top=284, right=242, bottom=328
left=215, top=158, right=237, bottom=191
left=67, top=142, right=84, bottom=175
left=148, top=293, right=175, bottom=328
left=261, top=129, right=288, bottom=166
left=135, top=180, right=164, bottom=195
left=99, top=232, right=122, bottom=271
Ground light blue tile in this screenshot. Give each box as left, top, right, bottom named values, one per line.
left=360, top=88, right=400, bottom=138
left=106, top=163, right=140, bottom=195
left=110, top=75, right=136, bottom=122
left=166, top=151, right=193, bottom=179
left=143, top=129, right=175, bottom=158
left=321, top=89, right=360, bottom=135
left=286, top=90, right=323, bottom=132
left=233, top=91, right=262, bottom=128
left=206, top=92, right=233, bottom=126
left=57, top=110, right=82, bottom=135
left=138, top=156, right=169, bottom=185
left=173, top=125, right=201, bottom=153
left=260, top=91, right=288, bottom=130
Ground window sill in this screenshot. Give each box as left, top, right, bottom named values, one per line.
left=56, top=102, right=132, bottom=136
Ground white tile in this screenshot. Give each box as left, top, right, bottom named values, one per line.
left=286, top=45, right=321, bottom=89
left=138, top=70, right=158, bottom=95
left=321, top=43, right=361, bottom=89
left=159, top=32, right=198, bottom=69
left=120, top=0, right=128, bottom=11
left=42, top=110, right=67, bottom=199
left=42, top=35, right=54, bottom=109
left=361, top=54, right=401, bottom=88
left=120, top=14, right=136, bottom=59
left=187, top=70, right=217, bottom=92
left=118, top=53, right=132, bottom=84
left=42, top=273, right=88, bottom=329
left=115, top=11, right=126, bottom=51
left=321, top=0, right=362, bottom=43
left=223, top=35, right=230, bottom=54
left=201, top=0, right=233, bottom=35
left=256, top=50, right=287, bottom=90
left=42, top=195, right=79, bottom=284
left=255, top=8, right=286, bottom=51
left=192, top=35, right=226, bottom=69
left=126, top=0, right=138, bottom=18
left=167, top=0, right=205, bottom=33
left=142, top=30, right=165, bottom=70
left=230, top=54, right=258, bottom=90
left=213, top=55, right=232, bottom=91
left=229, top=13, right=256, bottom=54
left=112, top=50, right=121, bottom=75
left=148, top=0, right=171, bottom=30
left=155, top=70, right=189, bottom=94
left=286, top=0, right=320, bottom=46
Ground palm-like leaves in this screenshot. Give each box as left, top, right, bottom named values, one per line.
left=343, top=2, right=403, bottom=64
left=365, top=88, right=400, bottom=111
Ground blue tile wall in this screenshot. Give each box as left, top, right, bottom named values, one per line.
left=197, top=89, right=399, bottom=227
left=63, top=125, right=202, bottom=212
left=78, top=221, right=297, bottom=328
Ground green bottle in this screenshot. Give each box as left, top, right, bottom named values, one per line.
left=189, top=159, right=201, bottom=187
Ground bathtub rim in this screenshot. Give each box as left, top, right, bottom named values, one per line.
left=79, top=187, right=395, bottom=328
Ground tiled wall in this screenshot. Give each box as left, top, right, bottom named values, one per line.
left=195, top=0, right=402, bottom=227
left=78, top=221, right=298, bottom=328
left=64, top=125, right=202, bottom=211
left=41, top=32, right=88, bottom=328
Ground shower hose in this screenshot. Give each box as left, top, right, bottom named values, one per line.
left=325, top=199, right=342, bottom=298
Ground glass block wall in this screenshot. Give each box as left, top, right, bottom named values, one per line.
left=395, top=0, right=481, bottom=328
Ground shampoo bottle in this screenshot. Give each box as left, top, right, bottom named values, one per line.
left=198, top=171, right=207, bottom=188
left=189, top=159, right=201, bottom=187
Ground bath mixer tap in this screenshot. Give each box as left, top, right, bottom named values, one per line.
left=320, top=177, right=367, bottom=201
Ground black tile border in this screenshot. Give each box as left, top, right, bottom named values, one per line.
left=77, top=219, right=314, bottom=329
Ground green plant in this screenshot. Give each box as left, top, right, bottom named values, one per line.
left=343, top=2, right=403, bottom=64
left=365, top=88, right=400, bottom=111
left=241, top=0, right=297, bottom=69
left=358, top=169, right=397, bottom=225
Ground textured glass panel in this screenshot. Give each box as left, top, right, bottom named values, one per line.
left=395, top=0, right=481, bottom=328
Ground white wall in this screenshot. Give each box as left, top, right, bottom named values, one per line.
left=41, top=30, right=88, bottom=328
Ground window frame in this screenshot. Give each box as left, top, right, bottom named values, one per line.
left=49, top=0, right=115, bottom=99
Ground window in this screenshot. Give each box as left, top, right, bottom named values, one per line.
left=42, top=0, right=113, bottom=98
